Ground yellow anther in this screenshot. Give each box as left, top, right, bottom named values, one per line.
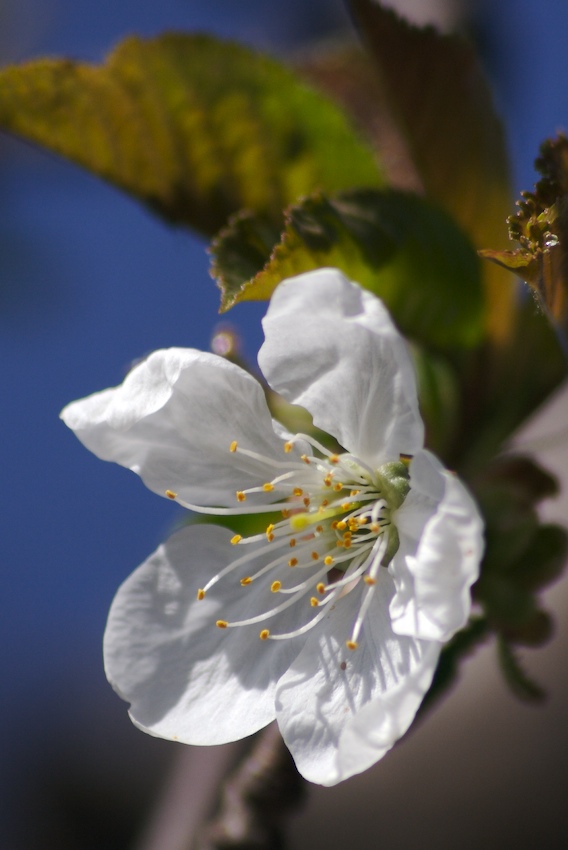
left=230, top=534, right=242, bottom=545
left=310, top=597, right=319, bottom=607
left=288, top=557, right=298, bottom=567
left=263, top=482, right=275, bottom=492
left=371, top=522, right=380, bottom=533
left=236, top=491, right=247, bottom=502
left=165, top=490, right=177, bottom=499
left=350, top=490, right=360, bottom=497
left=301, top=454, right=310, bottom=464
left=259, top=629, right=270, bottom=640
left=333, top=483, right=343, bottom=492
left=399, top=453, right=412, bottom=466
left=337, top=521, right=347, bottom=531
left=320, top=499, right=329, bottom=508
left=311, top=551, right=319, bottom=561
left=331, top=521, right=338, bottom=530
left=364, top=575, right=377, bottom=585
left=348, top=519, right=359, bottom=531
left=197, top=588, right=206, bottom=600
left=281, top=509, right=290, bottom=519
left=316, top=525, right=324, bottom=533
left=229, top=441, right=238, bottom=453
left=324, top=555, right=334, bottom=566
left=271, top=580, right=282, bottom=592
left=336, top=539, right=344, bottom=547
left=344, top=539, right=352, bottom=549
left=323, top=475, right=333, bottom=487
left=293, top=487, right=303, bottom=497
left=303, top=497, right=311, bottom=507
left=346, top=640, right=359, bottom=651
left=216, top=620, right=228, bottom=629
left=358, top=516, right=368, bottom=525
left=266, top=523, right=274, bottom=535
left=240, top=577, right=252, bottom=586
left=316, top=582, right=326, bottom=594
left=289, top=538, right=296, bottom=547
left=330, top=455, right=340, bottom=464
left=284, top=441, right=293, bottom=453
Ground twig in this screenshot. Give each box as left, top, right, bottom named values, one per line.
left=196, top=723, right=308, bottom=850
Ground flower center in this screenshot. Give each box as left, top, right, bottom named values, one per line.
left=166, top=435, right=410, bottom=652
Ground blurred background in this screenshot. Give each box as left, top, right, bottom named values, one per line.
left=1, top=0, right=567, bottom=847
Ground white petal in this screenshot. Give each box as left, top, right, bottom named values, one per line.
left=275, top=574, right=440, bottom=785
left=390, top=450, right=484, bottom=642
left=104, top=524, right=305, bottom=745
left=259, top=269, right=424, bottom=464
left=61, top=348, right=292, bottom=507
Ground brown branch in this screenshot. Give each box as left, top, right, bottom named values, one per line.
left=196, top=723, right=308, bottom=850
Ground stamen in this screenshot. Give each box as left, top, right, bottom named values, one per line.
left=288, top=557, right=298, bottom=567
left=284, top=442, right=293, bottom=453
left=346, top=640, right=358, bottom=650
left=264, top=591, right=341, bottom=640
left=316, top=582, right=326, bottom=594
left=223, top=588, right=310, bottom=627
left=301, top=454, right=310, bottom=465
left=240, top=577, right=252, bottom=586
left=197, top=589, right=206, bottom=600
left=216, top=620, right=228, bottom=629
left=230, top=441, right=238, bottom=453
left=259, top=629, right=270, bottom=640
left=310, top=597, right=319, bottom=607
left=231, top=534, right=242, bottom=545
left=165, top=490, right=177, bottom=499
left=263, top=482, right=275, bottom=492
left=324, top=556, right=334, bottom=566
left=202, top=537, right=291, bottom=594
left=236, top=491, right=246, bottom=502
left=271, top=581, right=282, bottom=592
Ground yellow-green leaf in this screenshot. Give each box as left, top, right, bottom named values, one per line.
left=348, top=1, right=516, bottom=342
left=0, top=33, right=383, bottom=235
left=212, top=189, right=483, bottom=350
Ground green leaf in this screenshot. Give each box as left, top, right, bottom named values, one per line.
left=0, top=33, right=383, bottom=235
left=347, top=1, right=516, bottom=342
left=410, top=347, right=459, bottom=459
left=497, top=636, right=546, bottom=702
left=213, top=188, right=483, bottom=350
left=513, top=524, right=568, bottom=593
left=458, top=299, right=566, bottom=473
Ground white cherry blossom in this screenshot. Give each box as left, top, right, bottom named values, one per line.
left=61, top=268, right=483, bottom=785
